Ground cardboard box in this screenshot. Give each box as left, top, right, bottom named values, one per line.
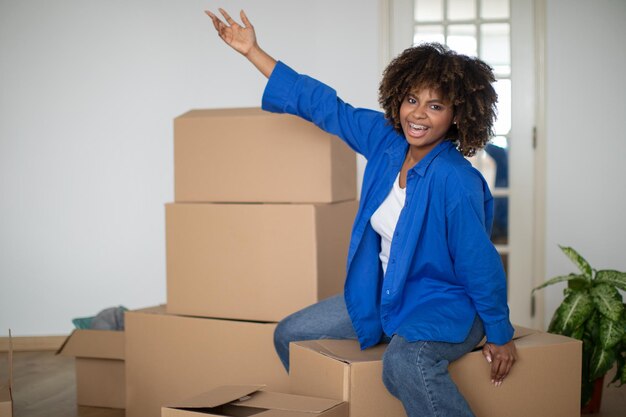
left=449, top=331, right=581, bottom=417
left=174, top=108, right=356, bottom=203
left=0, top=331, right=13, bottom=417
left=126, top=306, right=290, bottom=417
left=57, top=329, right=125, bottom=409
left=289, top=341, right=402, bottom=417
left=289, top=328, right=582, bottom=417
left=166, top=200, right=357, bottom=322
left=162, top=385, right=348, bottom=417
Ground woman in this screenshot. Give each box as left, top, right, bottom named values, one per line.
left=206, top=9, right=517, bottom=417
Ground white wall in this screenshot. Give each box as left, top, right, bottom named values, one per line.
left=4, top=0, right=623, bottom=337
left=0, top=0, right=381, bottom=336
left=543, top=0, right=626, bottom=326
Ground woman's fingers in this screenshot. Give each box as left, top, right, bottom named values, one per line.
left=492, top=357, right=508, bottom=383
left=501, top=347, right=517, bottom=381
left=240, top=10, right=253, bottom=28
left=205, top=11, right=223, bottom=32
left=481, top=344, right=492, bottom=363
left=219, top=8, right=238, bottom=26
left=500, top=358, right=514, bottom=381
left=490, top=361, right=501, bottom=385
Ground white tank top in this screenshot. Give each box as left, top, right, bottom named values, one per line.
left=370, top=173, right=406, bottom=275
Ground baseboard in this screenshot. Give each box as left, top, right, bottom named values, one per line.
left=0, top=335, right=68, bottom=352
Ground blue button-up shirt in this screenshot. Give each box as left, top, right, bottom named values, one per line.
left=263, top=61, right=514, bottom=349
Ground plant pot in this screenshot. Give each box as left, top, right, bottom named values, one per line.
left=581, top=376, right=605, bottom=414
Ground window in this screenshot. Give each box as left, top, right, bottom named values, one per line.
left=395, top=0, right=539, bottom=327
left=414, top=0, right=512, bottom=271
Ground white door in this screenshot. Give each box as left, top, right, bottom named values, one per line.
left=383, top=0, right=539, bottom=327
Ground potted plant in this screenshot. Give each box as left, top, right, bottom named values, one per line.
left=532, top=245, right=626, bottom=413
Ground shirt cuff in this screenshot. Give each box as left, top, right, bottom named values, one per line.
left=261, top=61, right=299, bottom=113
left=484, top=319, right=515, bottom=345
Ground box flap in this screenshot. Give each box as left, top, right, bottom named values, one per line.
left=132, top=304, right=167, bottom=315
left=57, top=329, right=124, bottom=360
left=232, top=391, right=343, bottom=413
left=293, top=339, right=386, bottom=364
left=246, top=410, right=337, bottom=417
left=512, top=325, right=538, bottom=339
left=513, top=330, right=582, bottom=348
left=167, top=385, right=265, bottom=409
left=472, top=325, right=538, bottom=350
left=166, top=387, right=345, bottom=415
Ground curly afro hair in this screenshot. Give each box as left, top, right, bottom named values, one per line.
left=378, top=43, right=498, bottom=157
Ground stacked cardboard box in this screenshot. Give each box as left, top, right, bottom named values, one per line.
left=126, top=108, right=358, bottom=417
left=172, top=108, right=356, bottom=204
left=57, top=329, right=125, bottom=408
left=166, top=108, right=357, bottom=322
left=288, top=327, right=582, bottom=417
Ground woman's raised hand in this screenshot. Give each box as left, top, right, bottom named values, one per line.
left=205, top=8, right=256, bottom=56
left=205, top=8, right=277, bottom=78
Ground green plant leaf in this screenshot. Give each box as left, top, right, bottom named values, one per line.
left=582, top=313, right=602, bottom=360
left=570, top=325, right=585, bottom=340
left=548, top=290, right=594, bottom=335
left=559, top=245, right=593, bottom=278
left=532, top=273, right=587, bottom=293
left=589, top=345, right=616, bottom=380
left=591, top=284, right=624, bottom=322
left=595, top=270, right=626, bottom=291
left=598, top=316, right=625, bottom=350
left=568, top=278, right=589, bottom=291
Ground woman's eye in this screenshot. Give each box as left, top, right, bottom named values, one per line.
left=407, top=97, right=416, bottom=104
left=430, top=104, right=442, bottom=110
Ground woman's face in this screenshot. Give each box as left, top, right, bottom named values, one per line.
left=399, top=87, right=454, bottom=155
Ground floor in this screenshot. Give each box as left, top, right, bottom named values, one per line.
left=1, top=350, right=625, bottom=417
left=2, top=351, right=123, bottom=417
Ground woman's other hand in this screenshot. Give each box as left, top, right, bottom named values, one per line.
left=482, top=340, right=517, bottom=386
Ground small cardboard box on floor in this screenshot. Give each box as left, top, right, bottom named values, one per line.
left=57, top=329, right=125, bottom=409
left=289, top=328, right=582, bottom=417
left=125, top=306, right=290, bottom=417
left=174, top=108, right=356, bottom=204
left=0, top=331, right=13, bottom=417
left=166, top=200, right=357, bottom=322
left=161, top=385, right=348, bottom=417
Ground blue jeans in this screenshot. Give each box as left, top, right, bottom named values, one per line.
left=274, top=294, right=484, bottom=417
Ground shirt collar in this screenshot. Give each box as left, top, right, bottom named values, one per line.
left=385, top=140, right=455, bottom=177
left=412, top=140, right=455, bottom=177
